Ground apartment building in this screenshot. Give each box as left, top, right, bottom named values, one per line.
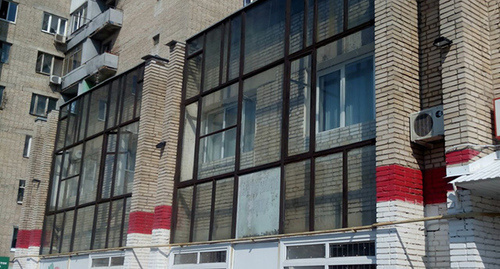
left=0, top=0, right=70, bottom=264
left=13, top=0, right=500, bottom=268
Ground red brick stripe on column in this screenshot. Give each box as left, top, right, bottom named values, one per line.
left=376, top=165, right=423, bottom=204
left=127, top=211, right=154, bottom=234
left=29, top=229, right=42, bottom=247
left=16, top=230, right=31, bottom=249
left=446, top=149, right=480, bottom=165
left=423, top=167, right=454, bottom=204
left=153, top=205, right=172, bottom=230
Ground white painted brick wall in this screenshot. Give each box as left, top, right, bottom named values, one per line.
left=424, top=203, right=450, bottom=268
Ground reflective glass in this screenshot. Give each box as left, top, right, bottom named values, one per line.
left=94, top=202, right=110, bottom=249
left=79, top=136, right=103, bottom=204
left=228, top=16, right=241, bottom=81
left=288, top=56, right=311, bottom=156
left=287, top=244, right=325, bottom=259
left=212, top=178, right=234, bottom=240
left=185, top=54, right=202, bottom=100
left=60, top=210, right=74, bottom=253
left=173, top=186, right=193, bottom=243
left=115, top=122, right=138, bottom=196
left=108, top=199, right=124, bottom=247
left=317, top=0, right=343, bottom=42
left=180, top=102, right=198, bottom=182
left=192, top=182, right=212, bottom=242
left=73, top=206, right=95, bottom=251
left=348, top=0, right=374, bottom=29
left=314, top=153, right=343, bottom=230
left=284, top=160, right=311, bottom=233
left=204, top=26, right=222, bottom=91
left=87, top=87, right=108, bottom=137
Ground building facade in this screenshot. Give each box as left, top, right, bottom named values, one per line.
left=12, top=0, right=500, bottom=268
left=0, top=0, right=70, bottom=263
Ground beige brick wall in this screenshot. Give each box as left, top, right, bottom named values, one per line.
left=0, top=0, right=69, bottom=259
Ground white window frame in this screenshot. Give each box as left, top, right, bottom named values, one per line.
left=42, top=12, right=67, bottom=35
left=70, top=4, right=87, bottom=34
left=280, top=232, right=376, bottom=269
left=315, top=50, right=374, bottom=133
left=23, top=135, right=32, bottom=158
left=17, top=179, right=25, bottom=204
left=89, top=252, right=125, bottom=268
left=170, top=244, right=231, bottom=269
left=203, top=106, right=237, bottom=163
left=0, top=0, right=18, bottom=23
left=29, top=93, right=58, bottom=117
left=36, top=51, right=62, bottom=75
left=10, top=226, right=18, bottom=251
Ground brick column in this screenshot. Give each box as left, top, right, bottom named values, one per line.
left=125, top=56, right=169, bottom=269
left=440, top=0, right=494, bottom=167
left=374, top=0, right=425, bottom=267
left=14, top=111, right=58, bottom=269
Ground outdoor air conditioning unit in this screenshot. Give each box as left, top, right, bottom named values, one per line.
left=410, top=105, right=444, bottom=142
left=50, top=75, right=62, bottom=85
left=54, top=34, right=66, bottom=44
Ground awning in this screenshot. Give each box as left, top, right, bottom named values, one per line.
left=450, top=156, right=500, bottom=197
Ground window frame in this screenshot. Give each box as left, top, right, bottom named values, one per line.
left=316, top=52, right=375, bottom=133
left=169, top=245, right=231, bottom=269
left=201, top=105, right=237, bottom=163
left=10, top=226, right=18, bottom=251
left=17, top=179, right=25, bottom=204
left=0, top=0, right=18, bottom=23
left=23, top=135, right=32, bottom=158
left=29, top=93, right=58, bottom=117
left=0, top=40, right=11, bottom=64
left=70, top=3, right=87, bottom=34
left=64, top=44, right=83, bottom=75
left=0, top=85, right=5, bottom=109
left=41, top=12, right=67, bottom=35
left=36, top=51, right=63, bottom=76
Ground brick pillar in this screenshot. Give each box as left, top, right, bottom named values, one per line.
left=125, top=56, right=169, bottom=269
left=14, top=111, right=58, bottom=269
left=148, top=41, right=184, bottom=268
left=374, top=0, right=425, bottom=267
left=440, top=0, right=494, bottom=167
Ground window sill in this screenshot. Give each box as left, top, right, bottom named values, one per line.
left=35, top=71, right=51, bottom=76
left=0, top=18, right=16, bottom=24
left=10, top=248, right=16, bottom=252
left=17, top=201, right=23, bottom=205
left=41, top=30, right=56, bottom=36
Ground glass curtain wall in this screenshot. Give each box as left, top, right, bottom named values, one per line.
left=41, top=65, right=144, bottom=254
left=173, top=0, right=375, bottom=243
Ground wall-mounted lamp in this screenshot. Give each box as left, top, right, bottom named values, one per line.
left=433, top=36, right=452, bottom=48
left=156, top=141, right=166, bottom=149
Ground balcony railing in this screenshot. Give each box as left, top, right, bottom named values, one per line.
left=67, top=8, right=123, bottom=49
left=62, top=53, right=118, bottom=89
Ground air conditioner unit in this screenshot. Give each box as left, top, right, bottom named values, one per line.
left=50, top=75, right=62, bottom=85
left=54, top=34, right=66, bottom=43
left=410, top=105, right=444, bottom=142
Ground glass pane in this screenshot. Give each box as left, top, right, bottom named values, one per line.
left=42, top=54, right=52, bottom=73
left=77, top=95, right=89, bottom=141
left=62, top=144, right=83, bottom=179
left=66, top=103, right=78, bottom=146
left=348, top=0, right=374, bottom=28
left=244, top=0, right=285, bottom=73
left=111, top=257, right=124, bottom=266
left=180, top=102, right=198, bottom=182
left=60, top=210, right=74, bottom=253
left=284, top=160, right=310, bottom=233
left=51, top=213, right=64, bottom=253
left=290, top=0, right=305, bottom=54
left=122, top=198, right=131, bottom=246
left=50, top=15, right=59, bottom=34
left=115, top=122, right=138, bottom=196
left=345, top=56, right=374, bottom=126
left=41, top=215, right=54, bottom=254
left=102, top=154, right=114, bottom=199
left=212, top=178, right=233, bottom=240
left=49, top=154, right=62, bottom=211
left=317, top=0, right=343, bottom=42
left=306, top=0, right=314, bottom=46
left=107, top=79, right=121, bottom=128
left=228, top=16, right=241, bottom=81
left=94, top=202, right=110, bottom=249
left=108, top=199, right=124, bottom=247
left=58, top=176, right=78, bottom=209
left=201, top=84, right=238, bottom=135
left=56, top=118, right=67, bottom=150
left=192, top=183, right=212, bottom=242
left=87, top=87, right=108, bottom=137
left=42, top=13, right=50, bottom=31
left=135, top=79, right=143, bottom=118
left=347, top=146, right=376, bottom=227
left=198, top=128, right=236, bottom=179
left=287, top=244, right=325, bottom=259
left=187, top=35, right=204, bottom=56
left=121, top=72, right=137, bottom=123
left=317, top=70, right=341, bottom=132
left=174, top=253, right=197, bottom=265
left=315, top=153, right=343, bottom=230
left=236, top=167, right=280, bottom=238
left=0, top=1, right=8, bottom=20
left=59, top=19, right=67, bottom=35
left=241, top=65, right=283, bottom=169
left=222, top=23, right=229, bottom=83
left=79, top=136, right=103, bottom=204
left=73, top=206, right=95, bottom=251
left=203, top=26, right=222, bottom=91
left=185, top=54, right=202, bottom=100
left=288, top=56, right=311, bottom=156
left=7, top=2, right=16, bottom=22
left=200, top=251, right=226, bottom=263
left=173, top=186, right=193, bottom=243
left=92, top=258, right=109, bottom=267
left=36, top=95, right=47, bottom=116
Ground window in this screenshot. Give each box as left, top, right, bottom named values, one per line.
left=11, top=227, right=18, bottom=250
left=91, top=255, right=124, bottom=268
left=0, top=0, right=17, bottom=23
left=36, top=52, right=63, bottom=76
left=42, top=12, right=67, bottom=35
left=70, top=4, right=87, bottom=33
left=23, top=135, right=31, bottom=157
left=170, top=248, right=229, bottom=268
left=29, top=93, right=57, bottom=117
left=0, top=86, right=4, bottom=109
left=317, top=55, right=374, bottom=132
left=0, top=41, right=11, bottom=63
left=98, top=100, right=107, bottom=121
left=17, top=179, right=25, bottom=203
left=64, top=44, right=82, bottom=74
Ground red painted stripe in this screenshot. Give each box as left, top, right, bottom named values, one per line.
left=127, top=211, right=154, bottom=234
left=376, top=165, right=423, bottom=204
left=423, top=167, right=454, bottom=204
left=153, top=205, right=172, bottom=230
left=29, top=229, right=42, bottom=247
left=16, top=230, right=31, bottom=249
left=446, top=149, right=480, bottom=165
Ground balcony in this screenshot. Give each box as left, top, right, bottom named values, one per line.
left=67, top=8, right=123, bottom=49
left=62, top=53, right=118, bottom=89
